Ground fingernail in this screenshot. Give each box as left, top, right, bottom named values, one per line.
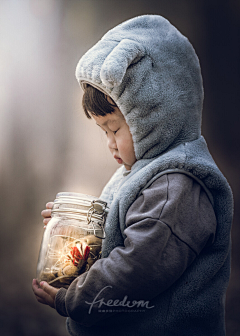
left=40, top=281, right=45, bottom=286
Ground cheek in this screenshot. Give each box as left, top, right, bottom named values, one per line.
left=120, top=136, right=129, bottom=148
left=119, top=138, right=135, bottom=159
left=126, top=134, right=135, bottom=155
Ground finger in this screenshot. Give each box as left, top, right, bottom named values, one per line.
left=32, top=279, right=46, bottom=296
left=32, top=280, right=55, bottom=307
left=32, top=278, right=39, bottom=286
left=43, top=218, right=51, bottom=225
left=36, top=291, right=54, bottom=307
left=40, top=281, right=59, bottom=299
left=32, top=283, right=49, bottom=301
left=32, top=278, right=41, bottom=289
left=46, top=202, right=54, bottom=209
left=34, top=291, right=48, bottom=303
left=41, top=209, right=52, bottom=218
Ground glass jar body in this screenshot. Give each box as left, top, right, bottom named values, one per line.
left=36, top=193, right=106, bottom=288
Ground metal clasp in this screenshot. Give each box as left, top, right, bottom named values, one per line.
left=87, top=200, right=107, bottom=239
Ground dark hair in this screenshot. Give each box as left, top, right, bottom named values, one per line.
left=82, top=84, right=117, bottom=119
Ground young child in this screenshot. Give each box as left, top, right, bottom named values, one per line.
left=32, top=15, right=233, bottom=336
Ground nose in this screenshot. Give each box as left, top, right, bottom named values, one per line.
left=107, top=133, right=117, bottom=150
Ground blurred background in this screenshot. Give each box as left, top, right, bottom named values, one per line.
left=0, top=0, right=239, bottom=335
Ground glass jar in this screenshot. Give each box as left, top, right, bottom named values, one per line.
left=36, top=192, right=108, bottom=288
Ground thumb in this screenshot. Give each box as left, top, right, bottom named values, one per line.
left=40, top=281, right=57, bottom=298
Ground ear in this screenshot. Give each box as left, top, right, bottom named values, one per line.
left=100, top=39, right=145, bottom=88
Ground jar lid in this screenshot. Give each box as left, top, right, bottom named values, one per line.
left=52, top=192, right=108, bottom=239
left=56, top=192, right=97, bottom=202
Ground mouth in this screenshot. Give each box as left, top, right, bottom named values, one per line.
left=114, top=155, right=123, bottom=164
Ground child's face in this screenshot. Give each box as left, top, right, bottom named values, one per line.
left=92, top=107, right=136, bottom=171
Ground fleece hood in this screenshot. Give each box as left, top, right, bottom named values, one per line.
left=75, top=14, right=203, bottom=160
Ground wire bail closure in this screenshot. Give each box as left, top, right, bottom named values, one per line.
left=87, top=200, right=107, bottom=239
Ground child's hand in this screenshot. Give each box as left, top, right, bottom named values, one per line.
left=32, top=279, right=59, bottom=309
left=41, top=202, right=54, bottom=227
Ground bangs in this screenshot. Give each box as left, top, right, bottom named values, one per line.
left=82, top=84, right=117, bottom=119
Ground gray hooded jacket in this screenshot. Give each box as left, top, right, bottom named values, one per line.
left=55, top=15, right=233, bottom=336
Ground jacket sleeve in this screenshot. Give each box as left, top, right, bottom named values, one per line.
left=54, top=173, right=216, bottom=327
